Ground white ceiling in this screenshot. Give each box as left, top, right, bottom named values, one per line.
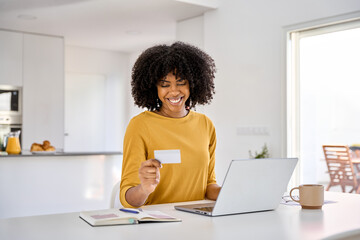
left=0, top=0, right=217, bottom=52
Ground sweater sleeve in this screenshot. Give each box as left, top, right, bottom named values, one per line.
left=120, top=116, right=148, bottom=208
left=207, top=117, right=217, bottom=186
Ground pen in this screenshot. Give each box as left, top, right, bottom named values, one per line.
left=120, top=208, right=139, bottom=214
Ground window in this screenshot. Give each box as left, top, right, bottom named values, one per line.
left=287, top=19, right=360, bottom=187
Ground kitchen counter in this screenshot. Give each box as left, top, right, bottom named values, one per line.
left=0, top=151, right=123, bottom=218
left=0, top=151, right=122, bottom=157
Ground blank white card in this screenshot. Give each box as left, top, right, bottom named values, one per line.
left=154, top=150, right=181, bottom=164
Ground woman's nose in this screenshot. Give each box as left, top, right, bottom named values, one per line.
left=169, top=84, right=180, bottom=93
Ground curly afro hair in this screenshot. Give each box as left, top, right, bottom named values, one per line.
left=131, top=41, right=216, bottom=111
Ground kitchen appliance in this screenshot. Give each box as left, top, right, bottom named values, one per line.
left=0, top=86, right=22, bottom=150
left=0, top=85, right=22, bottom=116
left=0, top=116, right=22, bottom=151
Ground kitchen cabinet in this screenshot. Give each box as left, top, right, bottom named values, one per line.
left=0, top=30, right=23, bottom=86
left=22, top=33, right=64, bottom=151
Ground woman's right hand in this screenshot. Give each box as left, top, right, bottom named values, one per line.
left=138, top=159, right=162, bottom=195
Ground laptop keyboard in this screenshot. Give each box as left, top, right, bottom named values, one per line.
left=194, top=206, right=214, bottom=212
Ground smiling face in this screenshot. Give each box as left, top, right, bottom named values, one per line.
left=156, top=71, right=190, bottom=118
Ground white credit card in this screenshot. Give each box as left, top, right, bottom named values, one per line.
left=154, top=149, right=181, bottom=164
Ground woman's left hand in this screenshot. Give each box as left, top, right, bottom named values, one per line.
left=206, top=184, right=221, bottom=200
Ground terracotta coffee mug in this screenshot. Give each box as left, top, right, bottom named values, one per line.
left=290, top=184, right=324, bottom=209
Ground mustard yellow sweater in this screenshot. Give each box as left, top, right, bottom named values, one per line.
left=120, top=111, right=217, bottom=208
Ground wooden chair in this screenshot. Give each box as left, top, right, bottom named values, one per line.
left=322, top=145, right=360, bottom=193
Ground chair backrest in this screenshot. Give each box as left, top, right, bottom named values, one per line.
left=322, top=145, right=357, bottom=186
left=110, top=180, right=123, bottom=208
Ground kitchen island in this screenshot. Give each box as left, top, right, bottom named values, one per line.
left=0, top=151, right=123, bottom=219
left=1, top=151, right=122, bottom=157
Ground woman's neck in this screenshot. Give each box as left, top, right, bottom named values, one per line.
left=155, top=108, right=189, bottom=118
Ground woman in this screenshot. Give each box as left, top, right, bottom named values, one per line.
left=120, top=42, right=221, bottom=208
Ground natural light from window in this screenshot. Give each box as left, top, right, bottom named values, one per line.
left=299, top=27, right=360, bottom=186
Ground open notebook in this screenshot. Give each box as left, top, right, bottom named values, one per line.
left=80, top=208, right=181, bottom=226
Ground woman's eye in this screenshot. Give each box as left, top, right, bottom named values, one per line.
left=177, top=80, right=186, bottom=85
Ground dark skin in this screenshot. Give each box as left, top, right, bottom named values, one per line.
left=125, top=72, right=221, bottom=207
left=125, top=159, right=162, bottom=207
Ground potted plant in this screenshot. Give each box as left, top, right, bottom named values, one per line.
left=249, top=143, right=270, bottom=159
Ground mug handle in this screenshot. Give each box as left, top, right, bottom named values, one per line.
left=290, top=187, right=300, bottom=203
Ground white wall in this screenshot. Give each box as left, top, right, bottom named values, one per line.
left=195, top=0, right=360, bottom=183
left=65, top=46, right=129, bottom=151
left=176, top=15, right=204, bottom=49
left=126, top=50, right=146, bottom=121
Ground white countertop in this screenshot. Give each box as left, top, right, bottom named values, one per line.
left=0, top=151, right=122, bottom=157
left=0, top=192, right=359, bottom=240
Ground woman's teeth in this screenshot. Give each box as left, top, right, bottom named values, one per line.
left=169, top=97, right=182, bottom=104
left=169, top=97, right=181, bottom=103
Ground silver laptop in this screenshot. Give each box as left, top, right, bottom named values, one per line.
left=174, top=158, right=298, bottom=216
